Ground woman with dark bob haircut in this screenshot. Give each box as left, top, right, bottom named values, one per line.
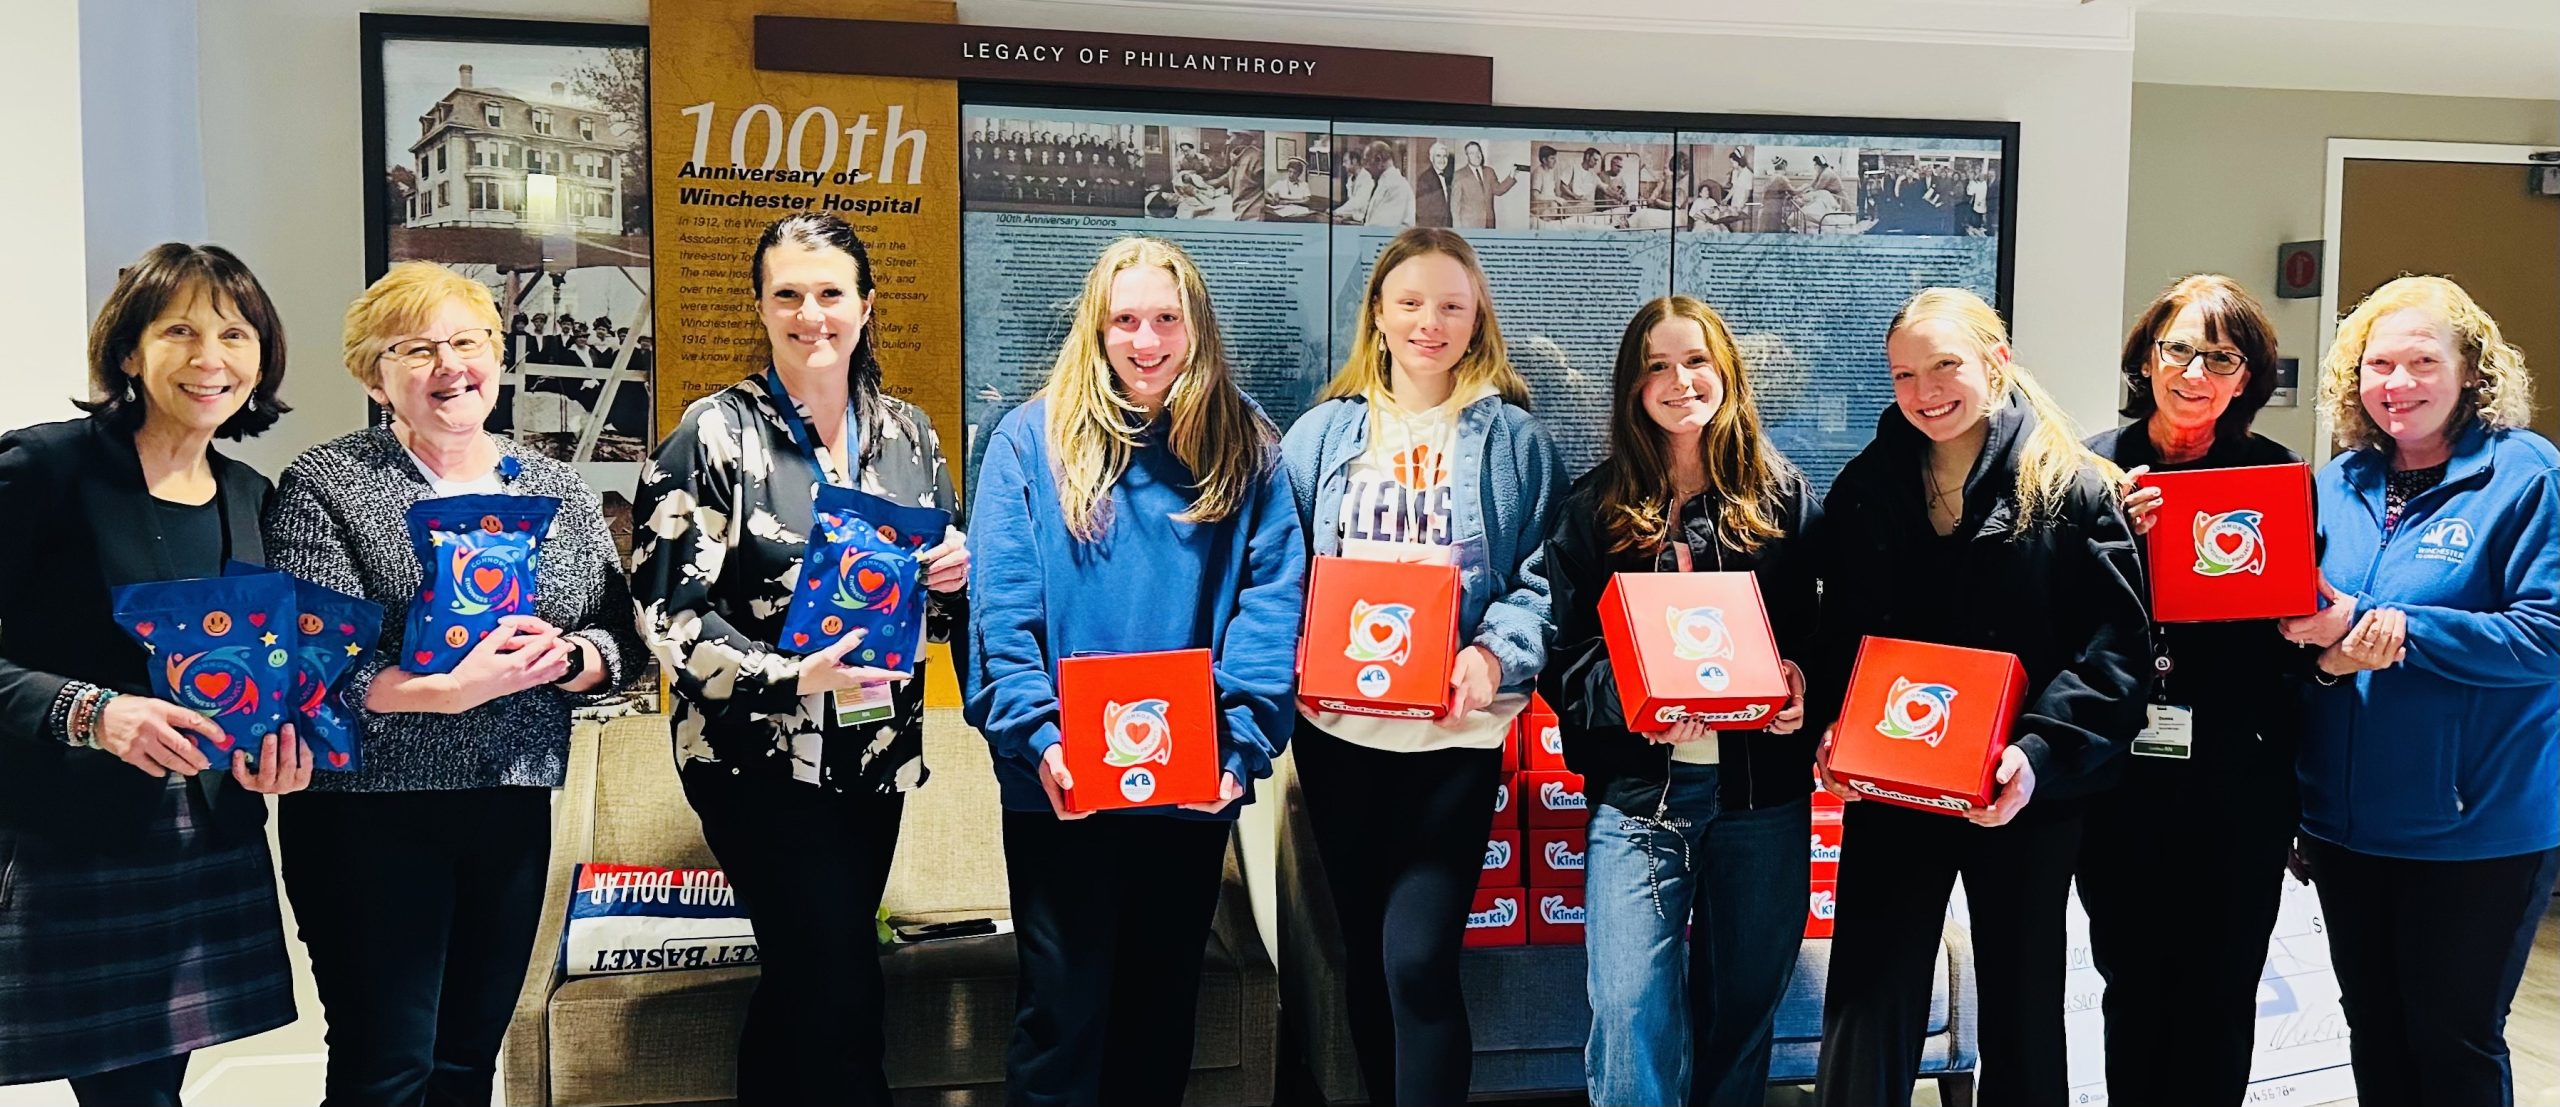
left=2076, top=273, right=2307, bottom=1106
left=0, top=243, right=310, bottom=1107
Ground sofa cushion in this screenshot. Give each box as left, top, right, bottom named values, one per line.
left=1771, top=937, right=1950, bottom=1043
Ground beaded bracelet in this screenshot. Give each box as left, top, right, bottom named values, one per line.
left=46, top=680, right=85, bottom=744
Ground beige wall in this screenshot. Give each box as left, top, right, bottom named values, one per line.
left=2122, top=82, right=2560, bottom=455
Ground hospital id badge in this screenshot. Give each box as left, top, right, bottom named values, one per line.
left=2130, top=704, right=2194, bottom=760
left=831, top=681, right=897, bottom=730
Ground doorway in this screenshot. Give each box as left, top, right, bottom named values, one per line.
left=2318, top=140, right=2560, bottom=458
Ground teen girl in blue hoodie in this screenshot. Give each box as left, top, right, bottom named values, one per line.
left=964, top=237, right=1306, bottom=1106
left=2279, top=276, right=2560, bottom=1107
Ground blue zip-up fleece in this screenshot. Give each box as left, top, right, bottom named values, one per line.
left=2301, top=425, right=2560, bottom=861
left=964, top=398, right=1308, bottom=819
left=1279, top=394, right=1565, bottom=691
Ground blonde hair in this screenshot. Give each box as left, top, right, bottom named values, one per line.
left=1318, top=228, right=1530, bottom=412
left=341, top=261, right=503, bottom=389
left=1594, top=296, right=1789, bottom=554
left=1041, top=237, right=1275, bottom=540
left=1888, top=287, right=2115, bottom=529
left=2319, top=275, right=2533, bottom=453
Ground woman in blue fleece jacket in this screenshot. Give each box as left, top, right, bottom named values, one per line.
left=2278, top=275, right=2560, bottom=1107
left=964, top=236, right=1305, bottom=1107
left=1279, top=227, right=1563, bottom=1107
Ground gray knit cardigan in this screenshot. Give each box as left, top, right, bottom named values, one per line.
left=262, top=428, right=646, bottom=792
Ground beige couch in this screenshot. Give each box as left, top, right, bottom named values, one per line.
left=503, top=709, right=1278, bottom=1106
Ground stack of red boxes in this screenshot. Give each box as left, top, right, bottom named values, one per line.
left=1806, top=788, right=1843, bottom=938
left=1470, top=695, right=1589, bottom=947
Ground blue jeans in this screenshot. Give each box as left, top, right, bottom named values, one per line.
left=1584, top=764, right=1810, bottom=1107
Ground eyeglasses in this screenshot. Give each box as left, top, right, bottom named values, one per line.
left=379, top=328, right=495, bottom=370
left=2155, top=339, right=2247, bottom=377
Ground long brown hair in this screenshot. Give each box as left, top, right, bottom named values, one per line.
left=1041, top=236, right=1275, bottom=540
left=1591, top=296, right=1789, bottom=554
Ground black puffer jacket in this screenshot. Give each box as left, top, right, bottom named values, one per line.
left=1812, top=392, right=2150, bottom=820
left=1535, top=462, right=1827, bottom=815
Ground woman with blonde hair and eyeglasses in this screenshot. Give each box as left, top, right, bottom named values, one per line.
left=2278, top=275, right=2557, bottom=1107
left=1809, top=287, right=2148, bottom=1107
left=965, top=236, right=1305, bottom=1107
left=263, top=261, right=645, bottom=1107
left=1278, top=227, right=1563, bottom=1106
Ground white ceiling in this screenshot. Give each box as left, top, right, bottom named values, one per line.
left=1048, top=0, right=2560, bottom=98
left=2133, top=1, right=2560, bottom=100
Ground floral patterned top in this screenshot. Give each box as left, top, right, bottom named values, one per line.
left=631, top=375, right=962, bottom=793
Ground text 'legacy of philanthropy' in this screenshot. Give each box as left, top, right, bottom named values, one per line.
left=959, top=40, right=1320, bottom=77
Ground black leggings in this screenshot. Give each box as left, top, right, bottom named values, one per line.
left=68, top=1053, right=188, bottom=1107
left=280, top=787, right=550, bottom=1107
left=1294, top=720, right=1503, bottom=1107
left=683, top=766, right=907, bottom=1107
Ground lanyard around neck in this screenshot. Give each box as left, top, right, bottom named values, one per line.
left=763, top=366, right=861, bottom=487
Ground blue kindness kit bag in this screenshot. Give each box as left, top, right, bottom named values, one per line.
left=776, top=485, right=947, bottom=670
left=224, top=562, right=383, bottom=772
left=112, top=571, right=299, bottom=768
left=401, top=494, right=560, bottom=674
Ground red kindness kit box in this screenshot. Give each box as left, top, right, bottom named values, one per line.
left=1807, top=789, right=1844, bottom=938
left=1530, top=887, right=1587, bottom=946
left=1528, top=828, right=1587, bottom=888
left=2138, top=462, right=2318, bottom=623
left=1055, top=649, right=1222, bottom=813
left=1521, top=692, right=1564, bottom=771
left=1481, top=828, right=1523, bottom=887
left=1491, top=775, right=1518, bottom=828
left=1826, top=637, right=2027, bottom=816
left=1519, top=770, right=1589, bottom=829
left=1466, top=886, right=1528, bottom=947
left=1597, top=572, right=1790, bottom=732
left=1298, top=557, right=1461, bottom=719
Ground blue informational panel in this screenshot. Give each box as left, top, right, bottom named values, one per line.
left=959, top=98, right=2012, bottom=496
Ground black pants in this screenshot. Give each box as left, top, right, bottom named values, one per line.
left=279, top=787, right=549, bottom=1107
left=682, top=766, right=907, bottom=1107
left=2304, top=838, right=2559, bottom=1107
left=1816, top=803, right=2082, bottom=1107
left=68, top=1053, right=188, bottom=1107
left=1293, top=722, right=1502, bottom=1107
left=2076, top=730, right=2297, bottom=1106
left=1003, top=809, right=1231, bottom=1107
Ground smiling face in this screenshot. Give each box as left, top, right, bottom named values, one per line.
left=759, top=242, right=871, bottom=378
left=126, top=282, right=261, bottom=438
left=2358, top=308, right=2473, bottom=449
left=1640, top=316, right=1724, bottom=439
left=1102, top=264, right=1190, bottom=412
left=1374, top=251, right=1479, bottom=388
left=370, top=296, right=499, bottom=438
left=1430, top=145, right=1452, bottom=174
left=1888, top=317, right=1999, bottom=443
left=1465, top=142, right=1486, bottom=168
left=2147, top=301, right=2250, bottom=435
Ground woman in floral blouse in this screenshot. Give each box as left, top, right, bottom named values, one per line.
left=630, top=212, right=969, bottom=1107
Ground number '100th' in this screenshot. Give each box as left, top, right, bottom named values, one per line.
left=677, top=101, right=931, bottom=185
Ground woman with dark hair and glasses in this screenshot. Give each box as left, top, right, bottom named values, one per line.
left=632, top=211, right=969, bottom=1106
left=2076, top=273, right=2305, bottom=1106
left=0, top=244, right=310, bottom=1107
left=264, top=261, right=646, bottom=1107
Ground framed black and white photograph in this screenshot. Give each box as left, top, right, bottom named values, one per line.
left=361, top=14, right=658, bottom=712
left=361, top=14, right=652, bottom=498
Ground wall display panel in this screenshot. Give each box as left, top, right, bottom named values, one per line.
left=960, top=106, right=1333, bottom=472
left=1673, top=133, right=2003, bottom=490
left=958, top=91, right=2014, bottom=497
